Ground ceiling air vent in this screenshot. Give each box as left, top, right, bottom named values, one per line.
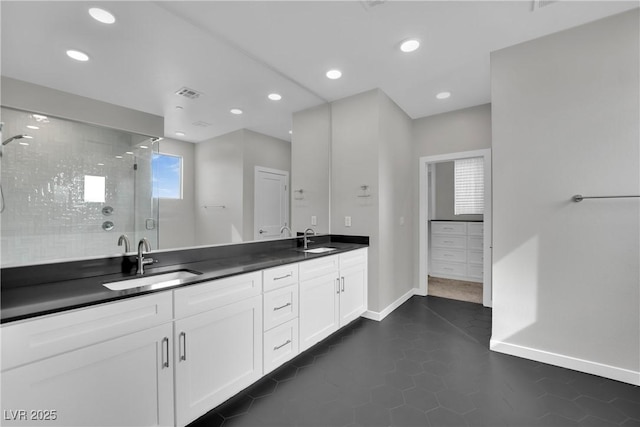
left=531, top=0, right=558, bottom=11
left=192, top=121, right=212, bottom=127
left=175, top=87, right=202, bottom=100
left=359, top=0, right=386, bottom=11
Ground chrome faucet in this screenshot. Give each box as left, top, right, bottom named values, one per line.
left=117, top=234, right=130, bottom=253
left=280, top=225, right=292, bottom=237
left=303, top=228, right=316, bottom=249
left=136, top=238, right=154, bottom=275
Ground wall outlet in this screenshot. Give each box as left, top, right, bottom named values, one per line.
left=399, top=216, right=405, bottom=226
left=345, top=216, right=352, bottom=227
left=311, top=215, right=317, bottom=226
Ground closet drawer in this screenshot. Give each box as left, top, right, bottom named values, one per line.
left=264, top=284, right=298, bottom=331
left=468, top=236, right=483, bottom=251
left=467, top=250, right=484, bottom=265
left=431, top=235, right=466, bottom=250
left=468, top=264, right=484, bottom=280
left=431, top=260, right=466, bottom=277
left=264, top=319, right=299, bottom=374
left=431, top=222, right=466, bottom=236
left=468, top=222, right=484, bottom=236
left=299, top=255, right=339, bottom=282
left=174, top=271, right=262, bottom=318
left=263, top=264, right=298, bottom=292
left=431, top=248, right=466, bottom=263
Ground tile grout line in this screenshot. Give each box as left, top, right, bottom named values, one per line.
left=420, top=301, right=483, bottom=345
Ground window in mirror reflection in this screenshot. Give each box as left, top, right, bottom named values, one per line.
left=83, top=175, right=106, bottom=203
left=152, top=153, right=182, bottom=199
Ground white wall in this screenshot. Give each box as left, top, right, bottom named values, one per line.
left=195, top=130, right=244, bottom=245
left=490, top=10, right=640, bottom=384
left=157, top=138, right=196, bottom=250
left=291, top=104, right=331, bottom=235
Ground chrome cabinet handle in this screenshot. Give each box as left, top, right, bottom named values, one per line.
left=274, top=273, right=292, bottom=281
left=273, top=302, right=292, bottom=311
left=341, top=277, right=345, bottom=293
left=259, top=229, right=267, bottom=234
left=162, top=337, right=170, bottom=368
left=179, top=332, right=187, bottom=361
left=336, top=278, right=340, bottom=294
left=274, top=339, right=291, bottom=351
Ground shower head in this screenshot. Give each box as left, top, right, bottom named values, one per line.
left=2, top=135, right=29, bottom=146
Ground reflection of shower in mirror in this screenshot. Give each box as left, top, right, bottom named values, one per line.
left=1, top=134, right=33, bottom=212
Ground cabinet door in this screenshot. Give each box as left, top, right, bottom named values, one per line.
left=299, top=273, right=340, bottom=352
left=339, top=264, right=367, bottom=327
left=174, top=295, right=263, bottom=427
left=1, top=324, right=174, bottom=427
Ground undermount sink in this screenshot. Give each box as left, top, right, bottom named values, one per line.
left=301, top=247, right=337, bottom=254
left=103, top=270, right=201, bottom=291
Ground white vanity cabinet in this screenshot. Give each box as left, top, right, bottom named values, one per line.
left=172, top=272, right=263, bottom=427
left=0, top=293, right=174, bottom=427
left=299, top=248, right=368, bottom=352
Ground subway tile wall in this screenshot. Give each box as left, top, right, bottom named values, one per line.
left=0, top=107, right=158, bottom=267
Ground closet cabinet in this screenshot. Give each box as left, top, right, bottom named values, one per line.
left=430, top=221, right=483, bottom=282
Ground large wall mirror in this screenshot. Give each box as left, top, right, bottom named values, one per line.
left=0, top=2, right=331, bottom=267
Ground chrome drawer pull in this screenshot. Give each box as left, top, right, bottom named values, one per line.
left=444, top=254, right=453, bottom=257
left=162, top=337, right=170, bottom=368
left=341, top=277, right=345, bottom=292
left=274, top=273, right=292, bottom=281
left=274, top=339, right=292, bottom=351
left=444, top=227, right=453, bottom=230
left=336, top=278, right=340, bottom=294
left=273, top=302, right=292, bottom=311
left=179, top=332, right=187, bottom=361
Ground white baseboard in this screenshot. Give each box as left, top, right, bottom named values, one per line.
left=362, top=288, right=421, bottom=322
left=490, top=339, right=640, bottom=386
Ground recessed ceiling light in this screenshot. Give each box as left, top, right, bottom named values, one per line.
left=66, top=49, right=89, bottom=62
left=97, top=163, right=105, bottom=166
left=230, top=108, right=243, bottom=115
left=436, top=91, right=451, bottom=99
left=26, top=125, right=39, bottom=130
left=88, top=7, right=116, bottom=24
left=19, top=142, right=30, bottom=146
left=22, top=135, right=33, bottom=139
left=175, top=106, right=183, bottom=110
left=400, top=39, right=420, bottom=53
left=326, top=69, right=342, bottom=80
left=139, top=145, right=149, bottom=149
left=289, top=130, right=293, bottom=135
left=175, top=131, right=185, bottom=137
left=32, top=114, right=48, bottom=122
left=115, top=155, right=123, bottom=159
left=268, top=93, right=282, bottom=101
left=126, top=151, right=134, bottom=155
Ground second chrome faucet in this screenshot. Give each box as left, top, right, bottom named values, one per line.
left=136, top=238, right=155, bottom=274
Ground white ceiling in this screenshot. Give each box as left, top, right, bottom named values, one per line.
left=1, top=1, right=637, bottom=143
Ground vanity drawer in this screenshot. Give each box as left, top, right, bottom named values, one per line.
left=431, top=222, right=467, bottom=236
left=1, top=292, right=172, bottom=371
left=431, top=235, right=466, bottom=250
left=468, top=236, right=483, bottom=251
left=430, top=260, right=466, bottom=277
left=468, top=222, right=484, bottom=236
left=263, top=319, right=299, bottom=375
left=174, top=271, right=262, bottom=319
left=431, top=248, right=466, bottom=263
left=299, top=255, right=339, bottom=282
left=264, top=284, right=298, bottom=331
left=263, top=264, right=298, bottom=292
left=467, top=250, right=484, bottom=265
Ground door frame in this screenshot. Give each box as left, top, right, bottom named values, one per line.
left=418, top=149, right=493, bottom=307
left=254, top=166, right=290, bottom=240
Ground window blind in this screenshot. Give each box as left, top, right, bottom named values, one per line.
left=454, top=157, right=484, bottom=215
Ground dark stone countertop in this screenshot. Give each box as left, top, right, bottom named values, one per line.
left=1, top=235, right=368, bottom=324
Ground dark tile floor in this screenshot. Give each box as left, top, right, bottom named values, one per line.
left=188, top=296, right=640, bottom=427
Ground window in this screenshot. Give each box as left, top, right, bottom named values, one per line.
left=152, top=153, right=182, bottom=199
left=83, top=175, right=106, bottom=203
left=454, top=157, right=484, bottom=215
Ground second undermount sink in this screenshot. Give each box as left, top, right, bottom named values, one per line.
left=103, top=270, right=201, bottom=291
left=301, top=247, right=337, bottom=254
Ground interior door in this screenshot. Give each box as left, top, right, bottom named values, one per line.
left=254, top=167, right=289, bottom=240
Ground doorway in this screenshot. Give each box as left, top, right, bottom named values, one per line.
left=418, top=149, right=492, bottom=307
left=254, top=166, right=289, bottom=240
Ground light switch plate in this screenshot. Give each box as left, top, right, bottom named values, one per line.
left=311, top=216, right=317, bottom=226
left=345, top=216, right=352, bottom=227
